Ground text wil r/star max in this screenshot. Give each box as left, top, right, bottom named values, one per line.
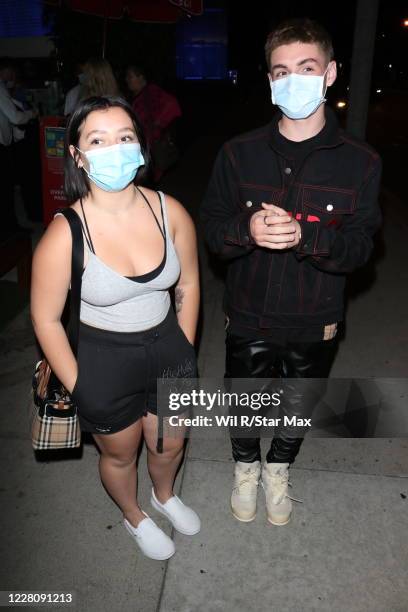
left=168, top=416, right=312, bottom=427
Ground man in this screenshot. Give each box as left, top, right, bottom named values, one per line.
left=125, top=64, right=181, bottom=180
left=0, top=58, right=37, bottom=236
left=200, top=19, right=382, bottom=526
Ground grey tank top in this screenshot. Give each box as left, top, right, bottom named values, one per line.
left=56, top=190, right=181, bottom=332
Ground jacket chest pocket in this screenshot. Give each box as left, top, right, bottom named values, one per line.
left=301, top=186, right=356, bottom=227
left=238, top=184, right=284, bottom=213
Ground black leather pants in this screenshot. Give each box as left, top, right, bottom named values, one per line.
left=225, top=333, right=338, bottom=464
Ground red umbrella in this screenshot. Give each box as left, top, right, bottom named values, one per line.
left=67, top=0, right=203, bottom=56
left=68, top=0, right=203, bottom=20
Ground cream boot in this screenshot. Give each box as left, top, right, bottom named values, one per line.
left=231, top=460, right=261, bottom=522
left=262, top=461, right=302, bottom=526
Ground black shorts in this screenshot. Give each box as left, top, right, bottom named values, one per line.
left=71, top=307, right=197, bottom=436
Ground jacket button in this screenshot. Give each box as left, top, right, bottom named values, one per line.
left=326, top=203, right=334, bottom=211
left=245, top=200, right=253, bottom=207
left=284, top=167, right=292, bottom=175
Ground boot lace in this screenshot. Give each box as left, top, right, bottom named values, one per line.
left=263, top=471, right=303, bottom=505
left=233, top=468, right=259, bottom=496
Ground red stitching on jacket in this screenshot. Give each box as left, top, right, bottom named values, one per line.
left=239, top=182, right=284, bottom=193
left=362, top=156, right=379, bottom=183
left=304, top=202, right=355, bottom=214
left=340, top=135, right=379, bottom=161
left=302, top=184, right=357, bottom=212
left=262, top=256, right=273, bottom=314
left=302, top=184, right=355, bottom=195
left=311, top=272, right=323, bottom=313
left=242, top=247, right=261, bottom=310
left=276, top=252, right=289, bottom=311
left=313, top=225, right=319, bottom=254
left=224, top=142, right=237, bottom=168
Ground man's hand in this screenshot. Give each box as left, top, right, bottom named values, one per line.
left=249, top=203, right=302, bottom=249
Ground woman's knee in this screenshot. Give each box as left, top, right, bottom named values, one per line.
left=100, top=450, right=137, bottom=468
left=95, top=438, right=138, bottom=467
left=148, top=439, right=184, bottom=460
left=93, top=421, right=142, bottom=466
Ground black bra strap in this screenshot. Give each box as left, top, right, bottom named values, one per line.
left=136, top=187, right=166, bottom=240
left=158, top=191, right=166, bottom=240
left=79, top=199, right=96, bottom=254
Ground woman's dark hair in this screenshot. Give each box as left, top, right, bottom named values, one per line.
left=64, top=95, right=150, bottom=204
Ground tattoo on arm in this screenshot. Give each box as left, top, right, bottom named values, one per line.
left=175, top=287, right=185, bottom=313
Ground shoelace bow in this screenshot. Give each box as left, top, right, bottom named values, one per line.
left=263, top=472, right=303, bottom=504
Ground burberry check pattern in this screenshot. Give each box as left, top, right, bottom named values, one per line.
left=31, top=409, right=81, bottom=450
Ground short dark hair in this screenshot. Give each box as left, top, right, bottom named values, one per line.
left=0, top=57, right=15, bottom=73
left=265, top=18, right=334, bottom=71
left=126, top=64, right=148, bottom=79
left=64, top=95, right=150, bottom=204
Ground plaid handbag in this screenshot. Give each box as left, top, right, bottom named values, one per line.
left=30, top=207, right=84, bottom=450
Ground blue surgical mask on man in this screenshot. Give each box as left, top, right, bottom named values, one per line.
left=269, top=66, right=329, bottom=120
left=76, top=142, right=145, bottom=192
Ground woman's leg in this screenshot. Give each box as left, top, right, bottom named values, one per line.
left=92, top=419, right=145, bottom=528
left=142, top=412, right=186, bottom=504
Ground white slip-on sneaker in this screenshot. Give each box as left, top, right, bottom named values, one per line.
left=150, top=488, right=201, bottom=535
left=261, top=461, right=303, bottom=526
left=230, top=460, right=261, bottom=522
left=123, top=511, right=175, bottom=560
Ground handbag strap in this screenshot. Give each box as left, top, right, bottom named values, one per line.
left=55, top=207, right=84, bottom=357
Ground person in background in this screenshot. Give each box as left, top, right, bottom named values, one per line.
left=0, top=58, right=37, bottom=236
left=126, top=64, right=181, bottom=180
left=64, top=58, right=87, bottom=117
left=80, top=58, right=120, bottom=100
left=8, top=64, right=42, bottom=225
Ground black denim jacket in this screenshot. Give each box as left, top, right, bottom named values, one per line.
left=200, top=107, right=382, bottom=331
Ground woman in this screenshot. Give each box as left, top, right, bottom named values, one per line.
left=80, top=58, right=120, bottom=99
left=30, top=96, right=200, bottom=561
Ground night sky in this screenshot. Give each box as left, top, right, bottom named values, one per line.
left=227, top=0, right=408, bottom=87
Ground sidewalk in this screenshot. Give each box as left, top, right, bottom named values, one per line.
left=1, top=125, right=407, bottom=611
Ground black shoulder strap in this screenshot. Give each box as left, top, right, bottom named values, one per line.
left=56, top=207, right=84, bottom=356
left=136, top=186, right=166, bottom=239
left=156, top=190, right=166, bottom=239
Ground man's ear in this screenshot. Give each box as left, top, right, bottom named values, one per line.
left=325, top=60, right=337, bottom=88
left=69, top=144, right=83, bottom=168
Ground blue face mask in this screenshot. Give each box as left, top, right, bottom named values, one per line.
left=270, top=68, right=328, bottom=120
left=77, top=142, right=145, bottom=192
